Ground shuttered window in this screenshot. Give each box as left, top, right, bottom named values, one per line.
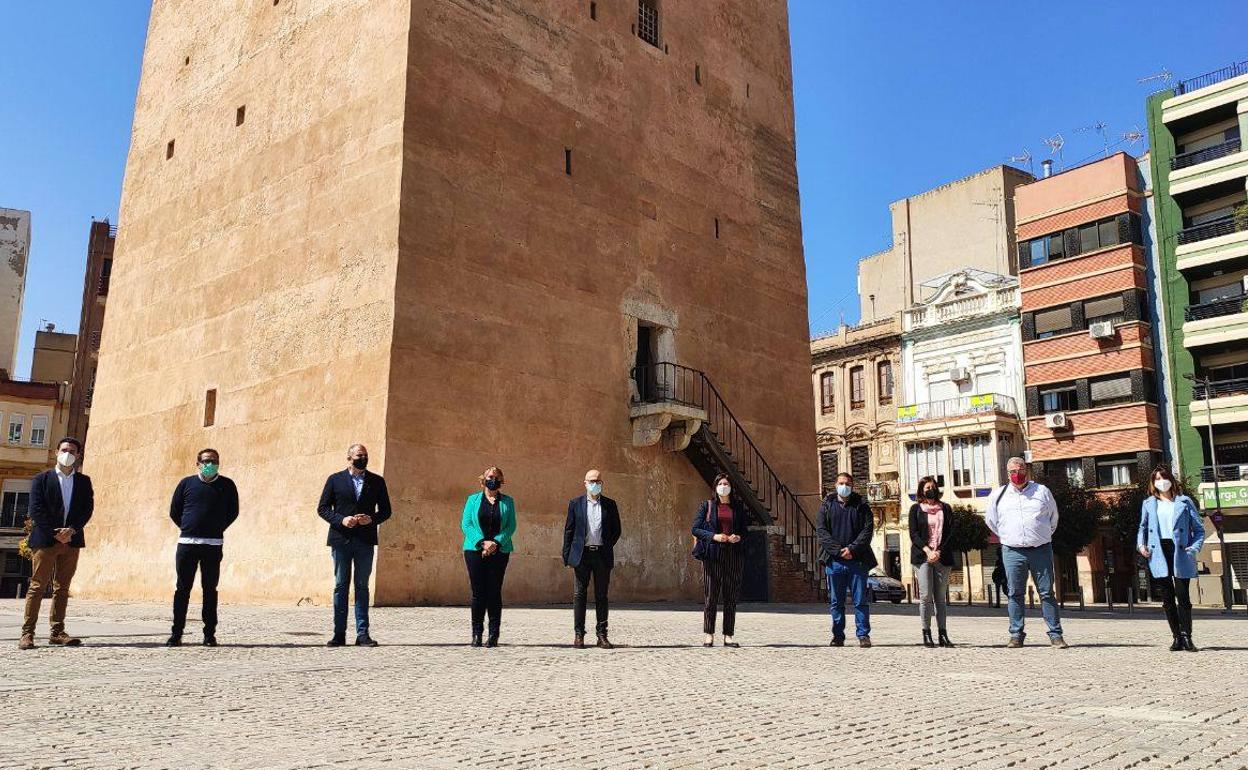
left=1035, top=306, right=1073, bottom=337
left=820, top=372, right=835, bottom=413
left=1084, top=295, right=1124, bottom=321
left=1090, top=374, right=1133, bottom=405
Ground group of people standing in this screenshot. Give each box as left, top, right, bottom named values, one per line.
left=16, top=439, right=1208, bottom=653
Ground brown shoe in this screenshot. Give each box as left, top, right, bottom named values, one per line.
left=596, top=634, right=614, bottom=650
left=18, top=634, right=35, bottom=650
left=49, top=632, right=81, bottom=647
left=573, top=633, right=586, bottom=649
left=858, top=636, right=872, bottom=648
left=1007, top=636, right=1024, bottom=648
left=1050, top=636, right=1069, bottom=649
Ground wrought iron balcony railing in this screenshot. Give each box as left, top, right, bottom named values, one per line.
left=1185, top=292, right=1248, bottom=322
left=1172, top=138, right=1241, bottom=171
left=896, top=393, right=1017, bottom=423
left=1192, top=377, right=1248, bottom=400
left=1177, top=215, right=1248, bottom=246
left=1175, top=61, right=1248, bottom=95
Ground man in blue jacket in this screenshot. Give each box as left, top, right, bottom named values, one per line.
left=20, top=437, right=93, bottom=650
left=317, top=443, right=392, bottom=647
left=816, top=472, right=878, bottom=648
left=167, top=448, right=239, bottom=647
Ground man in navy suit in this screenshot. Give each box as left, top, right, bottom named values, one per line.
left=317, top=443, right=392, bottom=647
left=20, top=437, right=94, bottom=650
left=563, top=469, right=622, bottom=649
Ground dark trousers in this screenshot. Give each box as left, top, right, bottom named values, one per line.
left=331, top=539, right=375, bottom=638
left=464, top=550, right=510, bottom=635
left=572, top=548, right=612, bottom=635
left=1152, top=539, right=1193, bottom=637
left=172, top=543, right=223, bottom=636
left=703, top=544, right=745, bottom=635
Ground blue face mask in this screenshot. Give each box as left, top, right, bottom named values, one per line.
left=484, top=477, right=501, bottom=491
left=587, top=482, right=603, bottom=496
left=836, top=484, right=851, bottom=499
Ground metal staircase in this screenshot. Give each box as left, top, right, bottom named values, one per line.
left=631, top=362, right=825, bottom=598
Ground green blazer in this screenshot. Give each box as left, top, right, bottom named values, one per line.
left=460, top=491, right=517, bottom=553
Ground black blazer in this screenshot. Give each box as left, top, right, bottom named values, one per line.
left=27, top=469, right=94, bottom=549
left=691, top=497, right=750, bottom=562
left=317, top=469, right=392, bottom=546
left=907, top=501, right=955, bottom=566
left=815, top=492, right=878, bottom=568
left=562, top=494, right=622, bottom=568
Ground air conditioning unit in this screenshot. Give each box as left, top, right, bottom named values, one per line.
left=949, top=366, right=970, bottom=383
left=1089, top=320, right=1115, bottom=339
left=1045, top=412, right=1069, bottom=429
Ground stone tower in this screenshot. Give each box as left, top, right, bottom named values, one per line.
left=79, top=0, right=817, bottom=605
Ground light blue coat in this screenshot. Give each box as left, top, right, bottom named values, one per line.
left=1137, top=494, right=1205, bottom=579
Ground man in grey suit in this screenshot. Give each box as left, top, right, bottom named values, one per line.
left=563, top=469, right=622, bottom=649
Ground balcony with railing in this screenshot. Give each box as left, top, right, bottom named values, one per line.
left=1193, top=377, right=1248, bottom=400
left=903, top=287, right=1018, bottom=331
left=1185, top=293, right=1248, bottom=322
left=1177, top=214, right=1248, bottom=246
left=895, top=393, right=1018, bottom=424
left=1175, top=60, right=1248, bottom=96
left=1172, top=138, right=1242, bottom=171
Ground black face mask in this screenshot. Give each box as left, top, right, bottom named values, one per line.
left=352, top=457, right=368, bottom=470
left=923, top=488, right=941, bottom=501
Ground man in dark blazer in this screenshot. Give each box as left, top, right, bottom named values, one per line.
left=20, top=437, right=94, bottom=650
left=563, top=469, right=622, bottom=649
left=317, top=443, right=392, bottom=648
left=816, top=471, right=878, bottom=648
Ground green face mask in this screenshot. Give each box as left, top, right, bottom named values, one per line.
left=200, top=462, right=219, bottom=478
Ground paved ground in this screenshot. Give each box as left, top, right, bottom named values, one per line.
left=2, top=598, right=1247, bottom=770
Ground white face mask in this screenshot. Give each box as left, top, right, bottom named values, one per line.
left=1155, top=478, right=1172, bottom=493
left=716, top=484, right=731, bottom=498
left=57, top=451, right=77, bottom=468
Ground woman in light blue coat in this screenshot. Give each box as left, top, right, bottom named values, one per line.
left=1137, top=465, right=1205, bottom=652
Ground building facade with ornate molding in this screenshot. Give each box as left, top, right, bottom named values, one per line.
left=811, top=317, right=904, bottom=578
left=896, top=269, right=1025, bottom=599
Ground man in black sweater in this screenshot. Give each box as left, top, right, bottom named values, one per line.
left=167, top=448, right=239, bottom=647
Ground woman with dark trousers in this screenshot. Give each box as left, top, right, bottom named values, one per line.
left=461, top=466, right=517, bottom=648
left=692, top=473, right=751, bottom=648
left=907, top=475, right=955, bottom=648
left=1138, top=466, right=1205, bottom=652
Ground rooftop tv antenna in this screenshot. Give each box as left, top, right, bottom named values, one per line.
left=1008, top=149, right=1034, bottom=175
left=1138, top=68, right=1173, bottom=85
left=1042, top=133, right=1065, bottom=162
left=1122, top=126, right=1146, bottom=146
left=1075, top=122, right=1111, bottom=157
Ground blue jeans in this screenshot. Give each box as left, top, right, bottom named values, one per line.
left=331, top=540, right=375, bottom=638
left=825, top=560, right=871, bottom=639
left=1001, top=543, right=1063, bottom=639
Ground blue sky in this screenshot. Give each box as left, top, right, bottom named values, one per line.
left=1, top=2, right=1246, bottom=376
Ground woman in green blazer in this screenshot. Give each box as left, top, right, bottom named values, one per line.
left=461, top=465, right=517, bottom=647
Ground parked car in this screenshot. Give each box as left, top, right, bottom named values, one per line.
left=867, top=571, right=905, bottom=603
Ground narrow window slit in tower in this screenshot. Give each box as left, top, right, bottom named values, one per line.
left=565, top=148, right=573, bottom=176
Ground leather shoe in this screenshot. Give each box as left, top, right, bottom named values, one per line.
left=1181, top=633, right=1199, bottom=652
left=355, top=634, right=379, bottom=647
left=202, top=633, right=218, bottom=647
left=573, top=633, right=586, bottom=649
left=18, top=634, right=35, bottom=650
left=1169, top=635, right=1183, bottom=652
left=829, top=637, right=845, bottom=647
left=922, top=630, right=935, bottom=648
left=938, top=630, right=954, bottom=648
left=1049, top=635, right=1069, bottom=649
left=165, top=635, right=183, bottom=647
left=326, top=635, right=346, bottom=647
left=485, top=634, right=499, bottom=648
left=596, top=634, right=614, bottom=650
left=471, top=634, right=483, bottom=647
left=858, top=636, right=872, bottom=648
left=49, top=632, right=81, bottom=646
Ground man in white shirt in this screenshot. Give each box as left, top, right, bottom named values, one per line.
left=985, top=456, right=1067, bottom=649
left=562, top=469, right=622, bottom=649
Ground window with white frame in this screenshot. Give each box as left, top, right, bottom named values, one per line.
left=29, top=415, right=48, bottom=447
left=1096, top=456, right=1136, bottom=487
left=1061, top=458, right=1084, bottom=487
left=906, top=440, right=943, bottom=491
left=950, top=434, right=992, bottom=487
left=1, top=480, right=32, bottom=529
left=6, top=414, right=23, bottom=445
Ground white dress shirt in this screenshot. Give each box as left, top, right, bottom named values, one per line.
left=55, top=468, right=74, bottom=526
left=985, top=481, right=1059, bottom=548
left=586, top=496, right=604, bottom=547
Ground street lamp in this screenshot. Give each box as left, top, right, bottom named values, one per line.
left=1184, top=372, right=1234, bottom=612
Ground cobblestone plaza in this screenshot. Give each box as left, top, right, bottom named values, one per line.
left=3, top=599, right=1246, bottom=769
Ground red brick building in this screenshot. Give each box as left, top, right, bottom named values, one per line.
left=1015, top=153, right=1164, bottom=603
